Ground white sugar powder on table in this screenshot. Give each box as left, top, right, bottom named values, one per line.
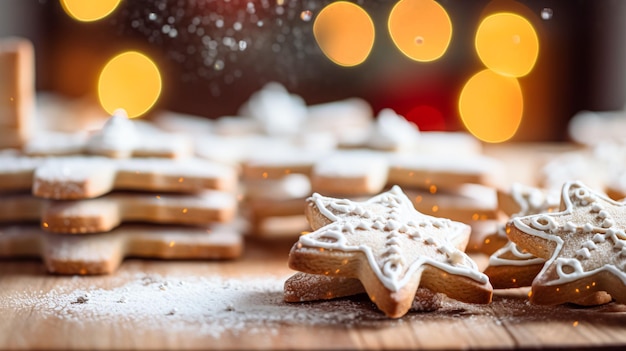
left=0, top=273, right=386, bottom=338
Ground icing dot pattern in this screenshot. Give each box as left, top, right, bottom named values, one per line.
left=511, top=181, right=626, bottom=303
left=298, top=185, right=488, bottom=292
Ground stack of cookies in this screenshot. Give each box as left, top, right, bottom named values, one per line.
left=0, top=109, right=242, bottom=274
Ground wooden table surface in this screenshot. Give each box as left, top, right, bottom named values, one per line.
left=2, top=143, right=626, bottom=350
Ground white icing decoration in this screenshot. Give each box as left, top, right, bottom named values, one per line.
left=564, top=221, right=578, bottom=233
left=511, top=181, right=626, bottom=287
left=581, top=240, right=597, bottom=251
left=368, top=108, right=420, bottom=151
left=87, top=109, right=138, bottom=156
left=301, top=185, right=487, bottom=292
left=575, top=248, right=591, bottom=260
left=602, top=219, right=614, bottom=228
left=530, top=215, right=558, bottom=232
left=592, top=233, right=606, bottom=243
left=238, top=82, right=307, bottom=136
left=488, top=242, right=546, bottom=267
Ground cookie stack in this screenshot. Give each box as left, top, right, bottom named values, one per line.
left=0, top=110, right=242, bottom=274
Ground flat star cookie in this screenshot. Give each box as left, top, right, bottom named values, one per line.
left=507, top=181, right=625, bottom=305
left=287, top=186, right=492, bottom=318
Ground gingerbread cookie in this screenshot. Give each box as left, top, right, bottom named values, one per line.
left=405, top=184, right=498, bottom=223
left=310, top=150, right=389, bottom=196
left=0, top=191, right=236, bottom=233
left=242, top=174, right=310, bottom=235
left=0, top=223, right=242, bottom=274
left=240, top=137, right=329, bottom=180
left=238, top=82, right=307, bottom=137
left=286, top=186, right=492, bottom=318
left=0, top=152, right=236, bottom=198
left=284, top=272, right=444, bottom=312
left=367, top=109, right=420, bottom=152
left=480, top=183, right=560, bottom=255
left=387, top=153, right=503, bottom=191
left=507, top=181, right=622, bottom=305
left=19, top=109, right=192, bottom=158
left=0, top=37, right=34, bottom=149
left=305, top=97, right=373, bottom=148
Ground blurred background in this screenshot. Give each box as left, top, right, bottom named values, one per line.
left=1, top=0, right=626, bottom=142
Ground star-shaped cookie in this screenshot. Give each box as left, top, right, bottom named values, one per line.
left=287, top=185, right=492, bottom=318
left=507, top=181, right=625, bottom=305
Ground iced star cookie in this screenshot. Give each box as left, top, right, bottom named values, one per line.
left=284, top=272, right=444, bottom=312
left=286, top=186, right=492, bottom=318
left=507, top=181, right=625, bottom=305
left=481, top=183, right=560, bottom=255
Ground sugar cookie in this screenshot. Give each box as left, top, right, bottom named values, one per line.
left=310, top=150, right=388, bottom=196
left=284, top=272, right=443, bottom=312
left=507, top=181, right=622, bottom=305
left=0, top=192, right=236, bottom=233
left=0, top=37, right=34, bottom=148
left=286, top=186, right=492, bottom=318
left=0, top=152, right=236, bottom=198
left=0, top=224, right=242, bottom=274
left=387, top=153, right=503, bottom=191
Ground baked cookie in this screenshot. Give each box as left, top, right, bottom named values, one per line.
left=286, top=186, right=492, bottom=318
left=0, top=223, right=242, bottom=274
left=387, top=153, right=503, bottom=191
left=405, top=184, right=498, bottom=223
left=0, top=151, right=236, bottom=198
left=0, top=191, right=236, bottom=233
left=310, top=150, right=389, bottom=196
left=284, top=272, right=444, bottom=312
left=480, top=183, right=560, bottom=255
left=507, top=181, right=622, bottom=305
left=0, top=37, right=34, bottom=148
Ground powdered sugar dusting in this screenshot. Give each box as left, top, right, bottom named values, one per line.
left=0, top=273, right=395, bottom=338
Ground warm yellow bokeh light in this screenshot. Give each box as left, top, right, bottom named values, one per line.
left=475, top=12, right=539, bottom=77
left=98, top=51, right=162, bottom=118
left=313, top=1, right=375, bottom=67
left=60, top=0, right=121, bottom=22
left=459, top=69, right=523, bottom=143
left=388, top=0, right=452, bottom=62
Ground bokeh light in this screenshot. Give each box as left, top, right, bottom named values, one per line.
left=60, top=0, right=121, bottom=22
left=475, top=12, right=539, bottom=77
left=98, top=51, right=162, bottom=118
left=388, top=0, right=452, bottom=62
left=313, top=1, right=375, bottom=67
left=459, top=69, right=523, bottom=143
